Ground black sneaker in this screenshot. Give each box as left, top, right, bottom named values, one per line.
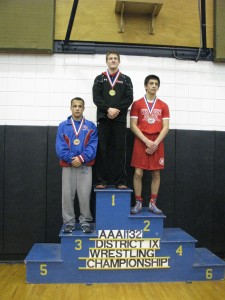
left=63, top=224, right=75, bottom=233
left=81, top=223, right=92, bottom=233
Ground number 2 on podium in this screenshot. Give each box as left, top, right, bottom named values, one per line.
left=143, top=220, right=150, bottom=231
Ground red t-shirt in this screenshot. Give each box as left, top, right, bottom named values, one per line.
left=130, top=96, right=170, bottom=134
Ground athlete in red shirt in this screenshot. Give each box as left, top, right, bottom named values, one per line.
left=130, top=75, right=170, bottom=214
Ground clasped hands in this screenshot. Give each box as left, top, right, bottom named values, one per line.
left=145, top=140, right=158, bottom=155
left=71, top=156, right=82, bottom=168
left=107, top=107, right=120, bottom=119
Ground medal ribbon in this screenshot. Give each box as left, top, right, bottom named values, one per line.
left=144, top=95, right=157, bottom=116
left=71, top=116, right=84, bottom=138
left=106, top=69, right=121, bottom=90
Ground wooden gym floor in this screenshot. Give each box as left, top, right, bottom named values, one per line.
left=0, top=263, right=225, bottom=300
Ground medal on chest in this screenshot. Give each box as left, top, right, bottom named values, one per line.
left=71, top=117, right=84, bottom=146
left=73, top=138, right=80, bottom=145
left=148, top=118, right=155, bottom=124
left=144, top=95, right=157, bottom=124
left=106, top=69, right=120, bottom=96
left=109, top=89, right=116, bottom=96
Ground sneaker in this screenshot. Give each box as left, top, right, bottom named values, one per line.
left=81, top=223, right=92, bottom=234
left=117, top=184, right=128, bottom=189
left=149, top=201, right=162, bottom=214
left=131, top=201, right=142, bottom=214
left=96, top=184, right=106, bottom=189
left=63, top=224, right=75, bottom=233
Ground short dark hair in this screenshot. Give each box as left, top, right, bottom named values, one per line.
left=144, top=75, right=160, bottom=87
left=106, top=51, right=120, bottom=62
left=71, top=97, right=85, bottom=106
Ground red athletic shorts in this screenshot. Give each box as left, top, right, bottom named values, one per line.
left=131, top=133, right=165, bottom=170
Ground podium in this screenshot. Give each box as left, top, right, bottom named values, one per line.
left=25, top=188, right=225, bottom=283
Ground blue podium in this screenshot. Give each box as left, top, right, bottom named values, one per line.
left=25, top=188, right=225, bottom=283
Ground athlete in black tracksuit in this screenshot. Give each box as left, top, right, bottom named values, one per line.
left=93, top=52, right=133, bottom=187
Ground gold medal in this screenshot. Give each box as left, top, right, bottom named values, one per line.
left=74, top=138, right=80, bottom=145
left=109, top=89, right=116, bottom=96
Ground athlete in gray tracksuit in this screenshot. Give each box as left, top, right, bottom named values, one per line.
left=56, top=97, right=98, bottom=233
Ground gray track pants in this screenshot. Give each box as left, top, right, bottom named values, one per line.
left=62, top=166, right=93, bottom=225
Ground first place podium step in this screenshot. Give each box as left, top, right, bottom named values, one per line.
left=25, top=187, right=225, bottom=284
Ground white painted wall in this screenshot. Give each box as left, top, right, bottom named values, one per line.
left=1, top=53, right=225, bottom=131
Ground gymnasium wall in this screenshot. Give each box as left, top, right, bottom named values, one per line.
left=1, top=53, right=225, bottom=130
left=0, top=53, right=225, bottom=259
left=0, top=0, right=55, bottom=53
left=55, top=0, right=214, bottom=48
